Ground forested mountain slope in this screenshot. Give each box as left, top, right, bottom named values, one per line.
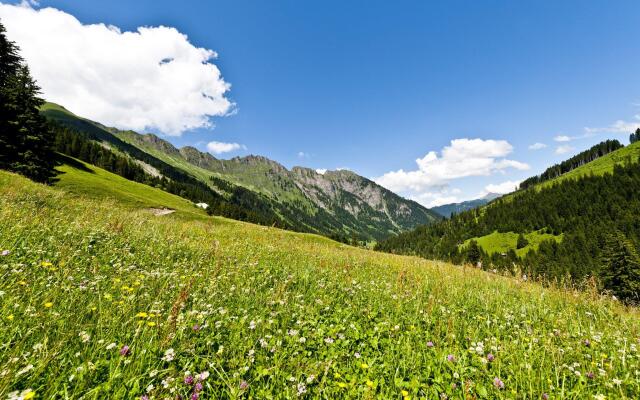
left=376, top=140, right=640, bottom=301
left=41, top=103, right=439, bottom=240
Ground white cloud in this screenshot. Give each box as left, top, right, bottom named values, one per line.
left=206, top=141, right=245, bottom=154
left=554, top=135, right=571, bottom=142
left=555, top=145, right=574, bottom=155
left=374, top=138, right=529, bottom=193
left=0, top=3, right=234, bottom=136
left=528, top=142, right=547, bottom=150
left=483, top=180, right=521, bottom=195
left=297, top=152, right=309, bottom=159
left=584, top=116, right=640, bottom=135
left=315, top=168, right=327, bottom=174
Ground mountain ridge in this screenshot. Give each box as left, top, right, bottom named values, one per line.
left=41, top=102, right=440, bottom=240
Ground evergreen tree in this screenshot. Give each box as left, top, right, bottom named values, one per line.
left=516, top=233, right=529, bottom=249
left=631, top=128, right=640, bottom=144
left=0, top=21, right=56, bottom=182
left=601, top=231, right=640, bottom=303
left=467, top=240, right=481, bottom=264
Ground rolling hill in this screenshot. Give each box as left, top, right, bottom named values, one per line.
left=41, top=102, right=440, bottom=240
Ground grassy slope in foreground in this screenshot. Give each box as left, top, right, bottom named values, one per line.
left=0, top=170, right=639, bottom=399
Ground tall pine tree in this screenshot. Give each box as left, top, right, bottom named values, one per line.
left=0, top=21, right=56, bottom=183
left=601, top=231, right=640, bottom=303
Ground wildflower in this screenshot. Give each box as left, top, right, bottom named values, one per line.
left=136, top=312, right=148, bottom=318
left=584, top=339, right=591, bottom=347
left=199, top=371, right=210, bottom=380
left=106, top=342, right=117, bottom=350
left=447, top=354, right=455, bottom=362
left=147, top=321, right=156, bottom=327
left=249, top=320, right=256, bottom=329
left=366, top=380, right=374, bottom=387
left=587, top=372, right=595, bottom=379
left=44, top=302, right=53, bottom=308
left=146, top=384, right=154, bottom=393
left=487, top=353, right=495, bottom=362
left=427, top=341, right=434, bottom=348
left=193, top=324, right=201, bottom=331
left=354, top=352, right=361, bottom=358
left=299, top=337, right=306, bottom=343
left=79, top=331, right=90, bottom=343
left=141, top=396, right=149, bottom=400
left=185, top=375, right=194, bottom=385
left=401, top=390, right=409, bottom=397
left=194, top=382, right=203, bottom=392
left=17, top=364, right=34, bottom=376
left=297, top=383, right=307, bottom=396
left=191, top=393, right=199, bottom=400
left=542, top=394, right=549, bottom=400
left=41, top=261, right=52, bottom=267
left=593, top=395, right=606, bottom=400
left=7, top=314, right=14, bottom=321
left=612, top=378, right=622, bottom=385
left=119, top=345, right=130, bottom=357
left=1, top=250, right=9, bottom=256
left=493, top=377, right=504, bottom=389
left=162, top=348, right=175, bottom=362
left=306, top=375, right=315, bottom=383
left=337, top=382, right=347, bottom=388
left=240, top=380, right=249, bottom=390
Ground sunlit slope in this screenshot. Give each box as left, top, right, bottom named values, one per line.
left=54, top=156, right=208, bottom=220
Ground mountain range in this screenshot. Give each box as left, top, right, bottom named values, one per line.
left=41, top=102, right=440, bottom=241
left=430, top=193, right=502, bottom=218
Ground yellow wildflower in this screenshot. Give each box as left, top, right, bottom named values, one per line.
left=147, top=321, right=156, bottom=327
left=366, top=380, right=374, bottom=387
left=44, top=302, right=53, bottom=308
left=7, top=314, right=14, bottom=321
left=41, top=261, right=52, bottom=267
left=401, top=390, right=409, bottom=397
left=337, top=382, right=347, bottom=388
left=136, top=312, right=149, bottom=318
left=23, top=391, right=35, bottom=400
left=360, top=363, right=369, bottom=369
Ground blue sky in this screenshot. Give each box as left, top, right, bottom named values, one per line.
left=3, top=0, right=640, bottom=206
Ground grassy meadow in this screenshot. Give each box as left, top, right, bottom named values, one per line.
left=1, top=167, right=639, bottom=399
left=461, top=230, right=564, bottom=258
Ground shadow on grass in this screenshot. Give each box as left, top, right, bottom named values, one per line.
left=56, top=153, right=95, bottom=174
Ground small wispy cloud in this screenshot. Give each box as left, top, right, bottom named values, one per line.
left=555, top=145, right=574, bottom=155
left=528, top=142, right=547, bottom=150
left=206, top=141, right=246, bottom=154
left=584, top=115, right=640, bottom=135
left=554, top=135, right=571, bottom=142
left=315, top=168, right=327, bottom=174
left=297, top=151, right=310, bottom=159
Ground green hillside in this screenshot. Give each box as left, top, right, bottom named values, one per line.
left=376, top=141, right=640, bottom=298
left=461, top=230, right=563, bottom=258
left=543, top=140, right=640, bottom=186
left=54, top=155, right=207, bottom=219
left=1, top=169, right=639, bottom=398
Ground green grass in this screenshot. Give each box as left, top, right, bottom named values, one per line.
left=54, top=157, right=207, bottom=220
left=461, top=230, right=564, bottom=258
left=1, top=169, right=639, bottom=399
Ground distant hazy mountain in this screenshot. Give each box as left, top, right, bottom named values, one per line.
left=430, top=193, right=502, bottom=218
left=42, top=102, right=440, bottom=240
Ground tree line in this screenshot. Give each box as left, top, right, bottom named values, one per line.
left=519, top=140, right=623, bottom=190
